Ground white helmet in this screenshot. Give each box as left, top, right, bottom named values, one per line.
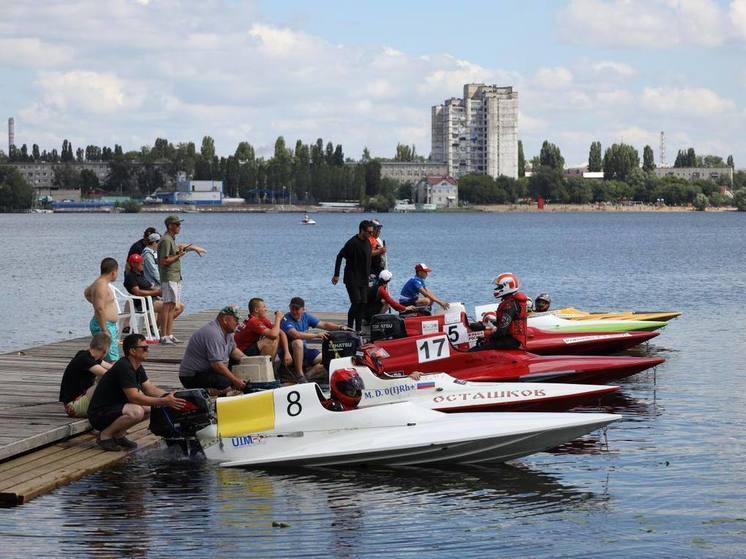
left=526, top=297, right=534, bottom=313
left=378, top=269, right=393, bottom=282
left=493, top=272, right=520, bottom=299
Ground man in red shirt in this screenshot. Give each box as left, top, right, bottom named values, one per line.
left=234, top=298, right=291, bottom=366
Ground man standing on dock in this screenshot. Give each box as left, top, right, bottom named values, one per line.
left=88, top=333, right=187, bottom=451
left=332, top=220, right=373, bottom=332
left=84, top=257, right=120, bottom=362
left=157, top=214, right=206, bottom=345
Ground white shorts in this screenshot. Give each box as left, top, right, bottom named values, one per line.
left=161, top=281, right=182, bottom=304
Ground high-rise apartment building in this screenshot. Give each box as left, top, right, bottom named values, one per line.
left=431, top=84, right=518, bottom=179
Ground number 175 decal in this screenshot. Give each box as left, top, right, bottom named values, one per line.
left=416, top=335, right=450, bottom=363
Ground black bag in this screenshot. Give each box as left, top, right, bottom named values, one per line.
left=370, top=314, right=406, bottom=341
left=322, top=331, right=362, bottom=370
left=149, top=389, right=213, bottom=438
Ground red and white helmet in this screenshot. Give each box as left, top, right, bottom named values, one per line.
left=330, top=368, right=365, bottom=410
left=493, top=272, right=520, bottom=299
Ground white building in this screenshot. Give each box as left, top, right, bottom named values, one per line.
left=414, top=175, right=459, bottom=208
left=431, top=84, right=518, bottom=179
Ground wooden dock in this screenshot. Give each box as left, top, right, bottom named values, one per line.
left=0, top=309, right=345, bottom=506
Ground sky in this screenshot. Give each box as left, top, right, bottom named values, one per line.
left=2, top=0, right=745, bottom=167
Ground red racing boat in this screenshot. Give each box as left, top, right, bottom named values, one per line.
left=361, top=331, right=665, bottom=384
left=388, top=313, right=659, bottom=355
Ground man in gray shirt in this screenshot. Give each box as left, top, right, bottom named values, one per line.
left=179, top=306, right=248, bottom=395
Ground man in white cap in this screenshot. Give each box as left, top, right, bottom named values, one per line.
left=398, top=263, right=450, bottom=311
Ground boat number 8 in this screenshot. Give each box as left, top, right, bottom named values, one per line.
left=287, top=391, right=302, bottom=417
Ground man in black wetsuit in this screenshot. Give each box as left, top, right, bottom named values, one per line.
left=332, top=220, right=373, bottom=331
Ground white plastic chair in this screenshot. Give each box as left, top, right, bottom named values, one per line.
left=111, top=284, right=161, bottom=343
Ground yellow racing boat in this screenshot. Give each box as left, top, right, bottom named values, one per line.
left=551, top=307, right=681, bottom=322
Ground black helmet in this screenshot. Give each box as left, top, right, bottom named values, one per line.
left=535, top=293, right=551, bottom=311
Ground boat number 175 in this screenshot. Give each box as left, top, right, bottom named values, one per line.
left=417, top=335, right=450, bottom=363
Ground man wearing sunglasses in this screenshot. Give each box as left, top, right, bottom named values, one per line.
left=88, top=333, right=187, bottom=451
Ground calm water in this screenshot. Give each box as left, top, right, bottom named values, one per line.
left=1, top=211, right=745, bottom=557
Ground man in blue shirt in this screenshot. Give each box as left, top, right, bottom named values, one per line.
left=280, top=297, right=350, bottom=383
left=399, top=263, right=450, bottom=311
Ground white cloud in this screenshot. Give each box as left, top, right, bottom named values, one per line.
left=557, top=0, right=728, bottom=47
left=731, top=0, right=746, bottom=39
left=248, top=23, right=325, bottom=58
left=591, top=61, right=636, bottom=78
left=609, top=126, right=660, bottom=147
left=0, top=37, right=74, bottom=67
left=642, top=87, right=735, bottom=115
left=533, top=66, right=573, bottom=89
left=36, top=70, right=146, bottom=114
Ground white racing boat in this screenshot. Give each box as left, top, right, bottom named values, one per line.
left=161, top=384, right=620, bottom=468
left=474, top=303, right=666, bottom=333
left=328, top=356, right=619, bottom=412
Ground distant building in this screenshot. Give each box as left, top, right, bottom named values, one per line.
left=564, top=166, right=604, bottom=179
left=413, top=175, right=459, bottom=208
left=654, top=167, right=733, bottom=185
left=379, top=161, right=448, bottom=184
left=7, top=161, right=110, bottom=190
left=431, top=83, right=518, bottom=179
left=155, top=175, right=223, bottom=204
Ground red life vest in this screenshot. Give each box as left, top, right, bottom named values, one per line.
left=496, top=291, right=528, bottom=349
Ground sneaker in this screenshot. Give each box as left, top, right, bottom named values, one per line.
left=97, top=436, right=122, bottom=452
left=169, top=335, right=182, bottom=344
left=160, top=336, right=175, bottom=345
left=114, top=436, right=138, bottom=449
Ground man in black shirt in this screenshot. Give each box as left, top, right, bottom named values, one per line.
left=88, top=333, right=187, bottom=451
left=58, top=332, right=112, bottom=417
left=332, top=220, right=373, bottom=331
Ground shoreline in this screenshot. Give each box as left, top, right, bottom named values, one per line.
left=40, top=203, right=738, bottom=214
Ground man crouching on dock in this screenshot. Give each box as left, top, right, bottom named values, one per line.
left=88, top=333, right=187, bottom=451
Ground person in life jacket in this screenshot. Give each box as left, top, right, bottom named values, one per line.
left=480, top=272, right=528, bottom=350
left=364, top=270, right=416, bottom=322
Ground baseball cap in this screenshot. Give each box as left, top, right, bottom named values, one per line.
left=128, top=253, right=143, bottom=265
left=165, top=214, right=183, bottom=226
left=415, top=263, right=432, bottom=273
left=148, top=232, right=161, bottom=243
left=219, top=305, right=242, bottom=320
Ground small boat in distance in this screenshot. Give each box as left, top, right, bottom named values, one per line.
left=302, top=213, right=317, bottom=225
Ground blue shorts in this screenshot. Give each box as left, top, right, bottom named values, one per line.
left=90, top=318, right=120, bottom=362
left=279, top=346, right=320, bottom=366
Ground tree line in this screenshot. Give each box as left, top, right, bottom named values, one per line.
left=458, top=140, right=744, bottom=209
left=0, top=136, right=405, bottom=205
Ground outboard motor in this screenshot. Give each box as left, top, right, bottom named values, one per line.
left=370, top=314, right=406, bottom=341
left=322, top=331, right=362, bottom=371
left=149, top=388, right=213, bottom=456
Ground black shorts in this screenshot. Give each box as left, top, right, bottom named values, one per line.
left=180, top=370, right=232, bottom=391
left=88, top=404, right=125, bottom=431
left=243, top=345, right=261, bottom=357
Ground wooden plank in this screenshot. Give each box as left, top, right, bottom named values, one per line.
left=0, top=424, right=159, bottom=506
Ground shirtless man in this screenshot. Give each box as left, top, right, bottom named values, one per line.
left=84, top=257, right=120, bottom=362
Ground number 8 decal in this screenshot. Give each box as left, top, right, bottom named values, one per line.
left=287, top=390, right=302, bottom=417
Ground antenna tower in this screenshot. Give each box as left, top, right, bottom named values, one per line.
left=659, top=131, right=667, bottom=168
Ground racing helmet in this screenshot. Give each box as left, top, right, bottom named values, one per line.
left=493, top=272, right=520, bottom=299
left=526, top=297, right=534, bottom=313
left=535, top=293, right=551, bottom=311
left=330, top=368, right=365, bottom=410
left=378, top=269, right=393, bottom=283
